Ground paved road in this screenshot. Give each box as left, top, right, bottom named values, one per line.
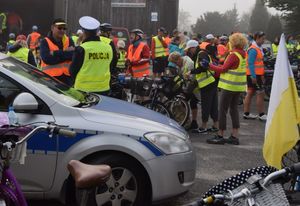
left=29, top=104, right=267, bottom=206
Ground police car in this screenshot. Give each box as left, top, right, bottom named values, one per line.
left=0, top=53, right=196, bottom=205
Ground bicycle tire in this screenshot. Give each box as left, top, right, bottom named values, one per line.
left=281, top=141, right=300, bottom=191
left=165, top=96, right=190, bottom=126
left=141, top=100, right=171, bottom=117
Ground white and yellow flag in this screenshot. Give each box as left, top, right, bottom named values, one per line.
left=263, top=34, right=300, bottom=169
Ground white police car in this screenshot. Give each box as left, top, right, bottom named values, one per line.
left=0, top=53, right=196, bottom=205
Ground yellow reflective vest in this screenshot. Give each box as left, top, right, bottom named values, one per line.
left=272, top=43, right=278, bottom=57
left=100, top=36, right=112, bottom=44
left=74, top=41, right=113, bottom=92
left=195, top=52, right=215, bottom=89
left=7, top=47, right=29, bottom=63
left=153, top=36, right=168, bottom=58
left=0, top=13, right=6, bottom=30
left=116, top=50, right=126, bottom=69
left=218, top=52, right=247, bottom=92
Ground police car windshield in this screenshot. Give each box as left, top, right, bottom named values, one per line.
left=0, top=57, right=99, bottom=106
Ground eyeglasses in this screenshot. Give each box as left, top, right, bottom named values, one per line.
left=56, top=27, right=67, bottom=31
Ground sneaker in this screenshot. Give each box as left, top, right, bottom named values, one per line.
left=258, top=114, right=267, bottom=121
left=243, top=113, right=258, bottom=120
left=226, top=135, right=239, bottom=145
left=208, top=126, right=219, bottom=133
left=206, top=135, right=225, bottom=145
left=198, top=128, right=208, bottom=134
left=187, top=120, right=198, bottom=131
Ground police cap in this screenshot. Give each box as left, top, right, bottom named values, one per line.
left=79, top=16, right=100, bottom=31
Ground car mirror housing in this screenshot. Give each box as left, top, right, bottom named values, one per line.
left=13, top=92, right=39, bottom=111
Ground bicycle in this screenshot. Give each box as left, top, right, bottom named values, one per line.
left=0, top=122, right=75, bottom=206
left=183, top=162, right=300, bottom=206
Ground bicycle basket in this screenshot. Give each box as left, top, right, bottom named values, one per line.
left=129, top=78, right=152, bottom=97
left=162, top=76, right=182, bottom=97
left=204, top=166, right=290, bottom=206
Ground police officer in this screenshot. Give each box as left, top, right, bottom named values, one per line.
left=99, top=23, right=118, bottom=72
left=69, top=16, right=113, bottom=95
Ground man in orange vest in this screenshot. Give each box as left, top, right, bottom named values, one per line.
left=27, top=25, right=41, bottom=51
left=217, top=36, right=229, bottom=64
left=126, top=29, right=150, bottom=78
left=200, top=34, right=215, bottom=50
left=151, top=27, right=169, bottom=77
left=243, top=31, right=267, bottom=121
left=40, top=18, right=75, bottom=86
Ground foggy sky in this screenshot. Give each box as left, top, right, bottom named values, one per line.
left=179, top=0, right=278, bottom=23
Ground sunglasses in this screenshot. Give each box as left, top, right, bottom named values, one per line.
left=56, top=27, right=67, bottom=31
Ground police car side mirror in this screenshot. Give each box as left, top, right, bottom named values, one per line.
left=13, top=92, right=39, bottom=111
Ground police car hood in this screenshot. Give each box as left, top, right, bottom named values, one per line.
left=85, top=95, right=185, bottom=133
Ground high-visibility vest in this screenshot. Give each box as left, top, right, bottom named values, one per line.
left=246, top=45, right=265, bottom=76
left=71, top=35, right=79, bottom=46
left=217, top=44, right=228, bottom=63
left=0, top=13, right=6, bottom=30
left=272, top=43, right=278, bottom=57
left=28, top=32, right=41, bottom=50
left=100, top=36, right=112, bottom=44
left=286, top=43, right=295, bottom=53
left=199, top=42, right=210, bottom=50
left=127, top=42, right=150, bottom=78
left=74, top=41, right=113, bottom=92
left=297, top=44, right=300, bottom=59
left=195, top=51, right=215, bottom=88
left=117, top=50, right=126, bottom=69
left=41, top=36, right=71, bottom=77
left=153, top=36, right=168, bottom=58
left=7, top=40, right=15, bottom=47
left=218, top=52, right=247, bottom=92
left=165, top=36, right=171, bottom=46
left=7, top=47, right=29, bottom=63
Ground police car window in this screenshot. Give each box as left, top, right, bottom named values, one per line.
left=0, top=58, right=87, bottom=106
left=0, top=74, right=22, bottom=111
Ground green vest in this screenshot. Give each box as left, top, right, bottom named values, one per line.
left=195, top=52, right=215, bottom=89
left=71, top=35, right=79, bottom=46
left=7, top=47, right=29, bottom=63
left=74, top=41, right=113, bottom=92
left=153, top=36, right=167, bottom=58
left=272, top=43, right=278, bottom=57
left=116, top=50, right=126, bottom=69
left=218, top=52, right=247, bottom=92
left=100, top=36, right=112, bottom=44
left=286, top=43, right=295, bottom=53
left=0, top=13, right=6, bottom=30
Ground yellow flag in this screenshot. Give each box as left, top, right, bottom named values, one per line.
left=263, top=34, right=300, bottom=169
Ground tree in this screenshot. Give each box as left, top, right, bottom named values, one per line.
left=238, top=12, right=251, bottom=33
left=178, top=9, right=192, bottom=32
left=249, top=0, right=270, bottom=33
left=192, top=6, right=239, bottom=36
left=264, top=0, right=300, bottom=34
left=266, top=15, right=283, bottom=41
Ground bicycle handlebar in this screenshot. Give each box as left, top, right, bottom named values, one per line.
left=185, top=162, right=300, bottom=206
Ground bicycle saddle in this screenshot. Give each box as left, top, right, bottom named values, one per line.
left=67, top=160, right=111, bottom=189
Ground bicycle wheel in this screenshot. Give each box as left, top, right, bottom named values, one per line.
left=165, top=96, right=189, bottom=126
left=141, top=100, right=171, bottom=117
left=281, top=141, right=300, bottom=191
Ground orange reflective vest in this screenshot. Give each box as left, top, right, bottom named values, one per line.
left=127, top=42, right=150, bottom=78
left=199, top=42, right=210, bottom=50
left=41, top=37, right=71, bottom=77
left=217, top=44, right=228, bottom=63
left=246, top=45, right=265, bottom=75
left=28, top=32, right=41, bottom=50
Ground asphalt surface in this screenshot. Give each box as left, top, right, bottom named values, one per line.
left=29, top=102, right=268, bottom=206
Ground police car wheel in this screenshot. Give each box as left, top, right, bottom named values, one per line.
left=77, top=153, right=151, bottom=206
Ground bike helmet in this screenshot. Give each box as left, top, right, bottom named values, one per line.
left=9, top=33, right=15, bottom=39
left=32, top=25, right=38, bottom=31
left=100, top=23, right=112, bottom=32
left=130, top=29, right=144, bottom=38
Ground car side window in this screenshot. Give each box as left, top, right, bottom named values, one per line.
left=0, top=75, right=22, bottom=111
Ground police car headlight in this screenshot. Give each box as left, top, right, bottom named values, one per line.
left=144, top=132, right=191, bottom=154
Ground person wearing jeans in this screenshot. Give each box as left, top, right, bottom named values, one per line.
left=206, top=33, right=248, bottom=145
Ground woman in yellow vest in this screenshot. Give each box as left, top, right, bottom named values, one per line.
left=69, top=16, right=113, bottom=96
left=189, top=41, right=219, bottom=133
left=116, top=40, right=127, bottom=73
left=7, top=34, right=37, bottom=67
left=206, top=33, right=248, bottom=145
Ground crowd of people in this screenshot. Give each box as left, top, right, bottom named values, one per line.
left=1, top=14, right=300, bottom=145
